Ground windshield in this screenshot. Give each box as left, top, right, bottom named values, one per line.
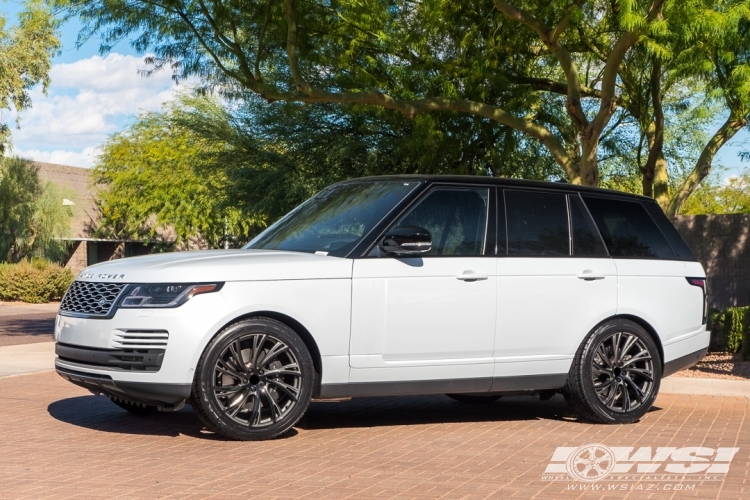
left=245, top=180, right=418, bottom=257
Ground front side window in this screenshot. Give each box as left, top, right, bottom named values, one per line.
left=583, top=196, right=676, bottom=259
left=505, top=190, right=569, bottom=256
left=392, top=187, right=489, bottom=256
left=246, top=180, right=417, bottom=257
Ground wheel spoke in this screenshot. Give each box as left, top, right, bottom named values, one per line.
left=262, top=363, right=301, bottom=378
left=250, top=334, right=266, bottom=369
left=618, top=335, right=638, bottom=363
left=266, top=378, right=299, bottom=402
left=261, top=386, right=282, bottom=423
left=248, top=393, right=261, bottom=426
left=216, top=360, right=244, bottom=380
left=621, top=380, right=631, bottom=411
left=228, top=340, right=247, bottom=373
left=621, top=350, right=651, bottom=367
left=259, top=341, right=289, bottom=368
left=611, top=332, right=622, bottom=365
left=227, top=389, right=252, bottom=418
left=214, top=384, right=244, bottom=396
left=596, top=344, right=612, bottom=368
left=603, top=380, right=618, bottom=407
left=622, top=375, right=645, bottom=403
left=625, top=367, right=653, bottom=382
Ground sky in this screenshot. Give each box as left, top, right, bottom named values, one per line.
left=3, top=1, right=183, bottom=167
left=2, top=1, right=749, bottom=173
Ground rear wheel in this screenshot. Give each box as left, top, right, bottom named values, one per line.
left=108, top=396, right=156, bottom=416
left=192, top=318, right=314, bottom=441
left=563, top=319, right=661, bottom=424
left=446, top=394, right=502, bottom=404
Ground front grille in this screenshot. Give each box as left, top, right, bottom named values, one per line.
left=60, top=281, right=128, bottom=317
left=111, top=330, right=169, bottom=349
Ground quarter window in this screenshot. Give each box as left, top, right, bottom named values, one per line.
left=505, top=190, right=569, bottom=256
left=583, top=196, right=676, bottom=259
left=393, top=187, right=489, bottom=256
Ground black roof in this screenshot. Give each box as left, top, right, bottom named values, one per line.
left=339, top=175, right=653, bottom=202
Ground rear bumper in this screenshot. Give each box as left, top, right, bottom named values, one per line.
left=663, top=346, right=708, bottom=377
left=56, top=364, right=191, bottom=407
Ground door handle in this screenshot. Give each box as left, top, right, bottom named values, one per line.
left=577, top=270, right=606, bottom=281
left=456, top=271, right=488, bottom=282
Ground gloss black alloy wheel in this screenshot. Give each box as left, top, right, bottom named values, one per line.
left=591, top=331, right=655, bottom=413
left=192, top=318, right=314, bottom=440
left=563, top=319, right=662, bottom=424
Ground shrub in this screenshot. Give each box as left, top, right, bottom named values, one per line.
left=708, top=306, right=750, bottom=360
left=0, top=259, right=74, bottom=303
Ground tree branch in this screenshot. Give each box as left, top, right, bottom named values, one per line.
left=283, top=0, right=310, bottom=93
left=494, top=0, right=588, bottom=129
left=666, top=114, right=748, bottom=217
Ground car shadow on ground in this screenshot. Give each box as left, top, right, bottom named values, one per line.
left=46, top=393, right=621, bottom=439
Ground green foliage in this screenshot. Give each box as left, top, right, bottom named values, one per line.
left=93, top=97, right=261, bottom=247
left=0, top=156, right=74, bottom=262
left=681, top=171, right=750, bottom=214
left=0, top=156, right=40, bottom=260
left=0, top=0, right=60, bottom=152
left=0, top=258, right=73, bottom=303
left=95, top=92, right=565, bottom=243
left=708, top=306, right=750, bottom=359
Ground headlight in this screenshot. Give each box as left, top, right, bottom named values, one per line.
left=119, top=283, right=223, bottom=308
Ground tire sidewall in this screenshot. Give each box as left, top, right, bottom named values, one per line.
left=195, top=318, right=315, bottom=440
left=579, top=320, right=662, bottom=423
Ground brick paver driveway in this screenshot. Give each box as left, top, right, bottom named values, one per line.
left=0, top=372, right=748, bottom=499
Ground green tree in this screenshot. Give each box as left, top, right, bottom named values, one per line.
left=58, top=0, right=670, bottom=187
left=0, top=0, right=60, bottom=153
left=682, top=171, right=750, bottom=215
left=93, top=99, right=259, bottom=247
left=0, top=156, right=72, bottom=261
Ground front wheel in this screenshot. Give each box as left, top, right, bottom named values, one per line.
left=563, top=319, right=661, bottom=424
left=192, top=318, right=315, bottom=441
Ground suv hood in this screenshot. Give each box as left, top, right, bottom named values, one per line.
left=75, top=249, right=353, bottom=283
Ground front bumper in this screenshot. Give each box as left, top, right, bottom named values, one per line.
left=56, top=365, right=191, bottom=407
left=53, top=291, right=233, bottom=403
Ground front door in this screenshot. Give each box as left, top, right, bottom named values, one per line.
left=350, top=186, right=497, bottom=386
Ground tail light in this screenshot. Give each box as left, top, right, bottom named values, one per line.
left=686, top=277, right=707, bottom=325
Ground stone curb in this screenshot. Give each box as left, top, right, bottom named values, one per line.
left=0, top=342, right=56, bottom=378
left=661, top=376, right=750, bottom=399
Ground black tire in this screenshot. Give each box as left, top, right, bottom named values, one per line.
left=446, top=394, right=502, bottom=404
left=192, top=317, right=314, bottom=441
left=563, top=319, right=661, bottom=424
left=108, top=396, right=157, bottom=416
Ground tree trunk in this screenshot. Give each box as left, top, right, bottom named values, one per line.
left=641, top=59, right=669, bottom=209
left=577, top=136, right=600, bottom=186
left=666, top=116, right=747, bottom=218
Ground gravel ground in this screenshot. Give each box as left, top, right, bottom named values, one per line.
left=675, top=352, right=750, bottom=380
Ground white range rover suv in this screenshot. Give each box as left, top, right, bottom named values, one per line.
left=55, top=176, right=709, bottom=440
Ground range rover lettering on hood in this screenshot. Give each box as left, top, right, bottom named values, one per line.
left=78, top=273, right=125, bottom=280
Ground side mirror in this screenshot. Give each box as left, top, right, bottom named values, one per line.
left=379, top=226, right=432, bottom=256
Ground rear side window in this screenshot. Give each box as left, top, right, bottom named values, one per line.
left=569, top=195, right=608, bottom=257
left=505, top=190, right=569, bottom=256
left=583, top=196, right=676, bottom=259
left=641, top=201, right=697, bottom=261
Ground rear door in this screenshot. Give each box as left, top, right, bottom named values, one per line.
left=493, top=190, right=618, bottom=387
